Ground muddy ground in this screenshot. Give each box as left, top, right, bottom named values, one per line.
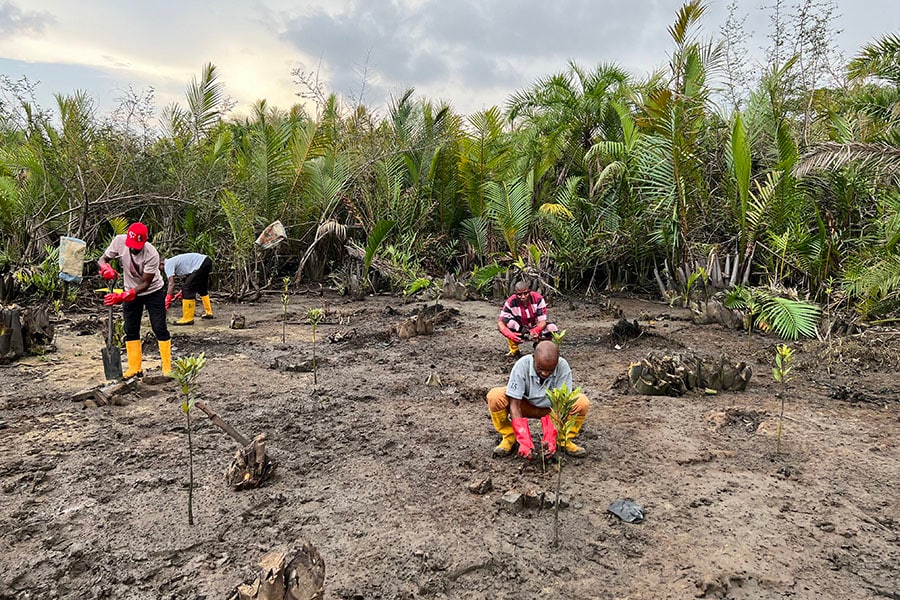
left=0, top=290, right=898, bottom=600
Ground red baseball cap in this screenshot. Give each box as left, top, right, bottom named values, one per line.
left=125, top=222, right=149, bottom=250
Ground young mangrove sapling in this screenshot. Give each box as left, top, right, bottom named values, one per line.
left=172, top=353, right=207, bottom=526
left=772, top=344, right=794, bottom=454
left=546, top=382, right=581, bottom=549
left=307, top=308, right=324, bottom=385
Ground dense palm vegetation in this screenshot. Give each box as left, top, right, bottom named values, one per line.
left=1, top=1, right=898, bottom=335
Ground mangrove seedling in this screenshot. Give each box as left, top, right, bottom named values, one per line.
left=307, top=308, right=324, bottom=385
left=772, top=344, right=794, bottom=454
left=172, top=352, right=207, bottom=526
left=281, top=277, right=290, bottom=343
left=550, top=328, right=567, bottom=347
left=546, top=382, right=581, bottom=549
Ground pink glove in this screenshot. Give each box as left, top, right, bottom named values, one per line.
left=99, top=263, right=118, bottom=280
left=104, top=289, right=136, bottom=306
left=540, top=414, right=557, bottom=457
left=511, top=418, right=534, bottom=460
left=500, top=325, right=522, bottom=343
left=530, top=325, right=543, bottom=338
left=165, top=294, right=174, bottom=311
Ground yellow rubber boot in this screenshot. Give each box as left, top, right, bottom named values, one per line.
left=506, top=338, right=520, bottom=357
left=200, top=295, right=214, bottom=319
left=158, top=339, right=172, bottom=376
left=560, top=415, right=587, bottom=457
left=174, top=299, right=195, bottom=325
left=490, top=410, right=516, bottom=457
left=123, top=340, right=143, bottom=379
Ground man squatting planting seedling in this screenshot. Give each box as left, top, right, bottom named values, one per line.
left=486, top=340, right=590, bottom=459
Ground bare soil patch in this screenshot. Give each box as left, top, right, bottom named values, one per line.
left=0, top=291, right=897, bottom=599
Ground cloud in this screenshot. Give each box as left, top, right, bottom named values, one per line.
left=2, top=0, right=897, bottom=120
left=278, top=0, right=681, bottom=111
left=0, top=1, right=54, bottom=37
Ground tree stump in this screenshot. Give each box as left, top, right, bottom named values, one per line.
left=441, top=274, right=469, bottom=300
left=235, top=543, right=325, bottom=600
left=0, top=304, right=53, bottom=363
left=226, top=433, right=277, bottom=490
left=395, top=305, right=456, bottom=339
left=628, top=352, right=752, bottom=396
left=612, top=318, right=643, bottom=342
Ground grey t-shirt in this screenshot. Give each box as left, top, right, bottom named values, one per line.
left=164, top=253, right=207, bottom=278
left=505, top=354, right=575, bottom=409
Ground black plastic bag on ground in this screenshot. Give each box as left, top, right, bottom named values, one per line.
left=607, top=499, right=645, bottom=523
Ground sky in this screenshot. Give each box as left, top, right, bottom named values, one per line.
left=0, top=0, right=897, bottom=121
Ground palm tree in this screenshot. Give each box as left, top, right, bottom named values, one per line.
left=631, top=0, right=723, bottom=272
left=507, top=61, right=632, bottom=203
left=795, top=34, right=900, bottom=179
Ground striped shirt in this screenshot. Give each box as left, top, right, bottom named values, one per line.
left=499, top=291, right=549, bottom=332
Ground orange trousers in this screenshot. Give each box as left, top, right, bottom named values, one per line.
left=486, top=386, right=590, bottom=418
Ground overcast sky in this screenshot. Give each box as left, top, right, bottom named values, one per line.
left=0, top=0, right=897, bottom=121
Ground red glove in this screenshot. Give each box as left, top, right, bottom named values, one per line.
left=165, top=294, right=174, bottom=311
left=511, top=418, right=534, bottom=460
left=500, top=325, right=522, bottom=343
left=99, top=263, right=118, bottom=280
left=530, top=325, right=543, bottom=338
left=104, top=289, right=136, bottom=306
left=540, top=414, right=557, bottom=457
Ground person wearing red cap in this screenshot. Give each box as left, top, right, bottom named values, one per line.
left=97, top=222, right=172, bottom=378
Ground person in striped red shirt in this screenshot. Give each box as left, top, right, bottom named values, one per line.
left=497, top=281, right=558, bottom=357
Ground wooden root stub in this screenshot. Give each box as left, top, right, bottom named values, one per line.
left=73, top=378, right=138, bottom=407
left=226, top=433, right=277, bottom=490
left=395, top=304, right=457, bottom=339
left=234, top=543, right=325, bottom=600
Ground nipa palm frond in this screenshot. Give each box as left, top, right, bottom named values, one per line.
left=794, top=142, right=900, bottom=179
left=757, top=295, right=821, bottom=340
left=484, top=175, right=534, bottom=256
left=460, top=216, right=489, bottom=259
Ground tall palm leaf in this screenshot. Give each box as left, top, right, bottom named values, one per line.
left=484, top=174, right=534, bottom=258
left=458, top=107, right=514, bottom=218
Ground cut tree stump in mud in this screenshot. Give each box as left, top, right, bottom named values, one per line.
left=690, top=300, right=745, bottom=330
left=395, top=304, right=456, bottom=339
left=0, top=304, right=54, bottom=363
left=441, top=274, right=469, bottom=301
left=612, top=318, right=643, bottom=342
left=226, top=433, right=277, bottom=490
left=233, top=544, right=325, bottom=600
left=192, top=400, right=277, bottom=490
left=628, top=352, right=752, bottom=396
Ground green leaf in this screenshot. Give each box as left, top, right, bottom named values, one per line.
left=471, top=263, right=504, bottom=292
left=758, top=296, right=821, bottom=340
left=363, top=219, right=397, bottom=280
left=731, top=114, right=750, bottom=236
left=405, top=277, right=433, bottom=296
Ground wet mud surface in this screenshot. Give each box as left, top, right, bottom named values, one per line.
left=0, top=291, right=898, bottom=599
